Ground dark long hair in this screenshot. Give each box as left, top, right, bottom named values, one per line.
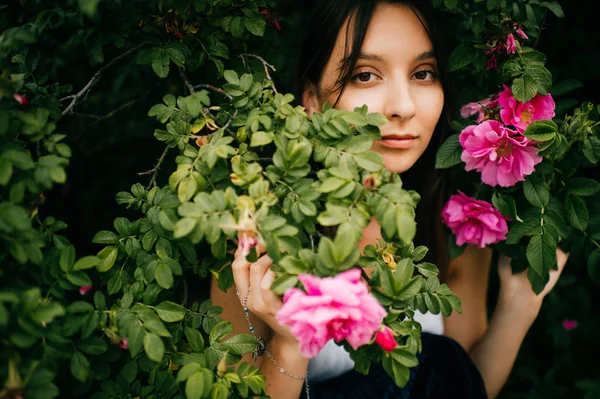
left=295, top=0, right=456, bottom=281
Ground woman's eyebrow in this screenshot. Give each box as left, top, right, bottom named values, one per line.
left=414, top=50, right=436, bottom=61
left=356, top=53, right=386, bottom=62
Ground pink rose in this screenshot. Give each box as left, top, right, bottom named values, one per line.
left=120, top=338, right=129, bottom=349
left=460, top=120, right=542, bottom=187
left=460, top=97, right=498, bottom=123
left=79, top=285, right=93, bottom=295
left=562, top=319, right=578, bottom=331
left=498, top=85, right=556, bottom=133
left=505, top=33, right=517, bottom=54
left=276, top=269, right=386, bottom=358
left=375, top=326, right=396, bottom=352
left=442, top=191, right=509, bottom=248
left=516, top=28, right=528, bottom=40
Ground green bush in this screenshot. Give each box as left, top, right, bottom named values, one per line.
left=1, top=1, right=599, bottom=398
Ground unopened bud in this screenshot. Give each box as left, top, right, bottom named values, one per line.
left=382, top=253, right=396, bottom=270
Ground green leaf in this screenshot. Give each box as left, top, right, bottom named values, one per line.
left=245, top=18, right=266, bottom=36
left=396, top=207, right=416, bottom=244
left=391, top=348, right=418, bottom=368
left=507, top=218, right=541, bottom=244
left=185, top=326, right=205, bottom=352
left=60, top=245, right=76, bottom=273
left=565, top=195, right=589, bottom=231
left=319, top=177, right=346, bottom=193
left=523, top=120, right=558, bottom=142
left=250, top=131, right=274, bottom=147
left=73, top=256, right=100, bottom=271
left=144, top=332, right=164, bottom=362
left=223, top=70, right=239, bottom=85
left=448, top=43, right=478, bottom=72
left=151, top=51, right=170, bottom=78
left=435, top=134, right=462, bottom=169
left=155, top=301, right=186, bottom=322
left=526, top=232, right=556, bottom=276
left=66, top=271, right=92, bottom=287
left=209, top=321, right=234, bottom=345
left=588, top=248, right=600, bottom=284
left=78, top=0, right=100, bottom=17
left=524, top=65, right=552, bottom=94
left=354, top=151, right=384, bottom=172
left=512, top=74, right=538, bottom=103
left=178, top=176, right=197, bottom=203
left=155, top=262, right=174, bottom=289
left=444, top=0, right=459, bottom=9
left=565, top=178, right=600, bottom=197
left=77, top=336, right=108, bottom=355
left=523, top=174, right=549, bottom=208
left=492, top=192, right=518, bottom=220
left=541, top=1, right=564, bottom=18
left=92, top=230, right=119, bottom=244
left=230, top=17, right=245, bottom=38
left=221, top=334, right=258, bottom=355
left=97, top=246, right=118, bottom=272
left=70, top=351, right=90, bottom=382
left=186, top=371, right=206, bottom=399
left=177, top=363, right=202, bottom=383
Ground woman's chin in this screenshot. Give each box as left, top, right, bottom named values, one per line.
left=382, top=156, right=415, bottom=175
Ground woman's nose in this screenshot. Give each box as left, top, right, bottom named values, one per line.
left=383, top=80, right=416, bottom=122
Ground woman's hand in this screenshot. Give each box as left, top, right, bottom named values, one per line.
left=231, top=246, right=298, bottom=345
left=497, top=248, right=569, bottom=321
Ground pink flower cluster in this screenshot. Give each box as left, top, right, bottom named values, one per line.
left=442, top=191, right=509, bottom=248
left=460, top=120, right=542, bottom=187
left=276, top=269, right=386, bottom=358
left=459, top=86, right=554, bottom=187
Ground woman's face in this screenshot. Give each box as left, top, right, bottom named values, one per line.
left=303, top=3, right=444, bottom=174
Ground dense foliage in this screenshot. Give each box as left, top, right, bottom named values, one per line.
left=1, top=0, right=599, bottom=398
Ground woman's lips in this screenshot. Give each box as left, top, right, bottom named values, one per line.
left=378, top=136, right=417, bottom=149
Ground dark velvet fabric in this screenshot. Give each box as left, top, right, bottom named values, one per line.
left=300, top=333, right=488, bottom=399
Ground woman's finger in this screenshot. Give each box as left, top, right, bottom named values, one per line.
left=260, top=269, right=283, bottom=306
left=250, top=255, right=273, bottom=293
left=556, top=248, right=569, bottom=273
left=231, top=252, right=251, bottom=301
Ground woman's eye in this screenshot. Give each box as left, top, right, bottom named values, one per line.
left=414, top=70, right=437, bottom=81
left=354, top=72, right=375, bottom=83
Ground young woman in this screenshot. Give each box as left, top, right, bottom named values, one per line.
left=211, top=1, right=569, bottom=398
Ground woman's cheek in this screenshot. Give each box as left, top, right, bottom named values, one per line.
left=337, top=88, right=385, bottom=114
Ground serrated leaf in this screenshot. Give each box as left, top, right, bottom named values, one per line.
left=566, top=195, right=589, bottom=231
left=71, top=351, right=90, bottom=382
left=512, top=74, right=538, bottom=103
left=523, top=120, right=558, bottom=142
left=435, top=134, right=462, bottom=169
left=523, top=174, right=549, bottom=207
left=565, top=178, right=600, bottom=197
left=449, top=43, right=477, bottom=72
left=354, top=151, right=384, bottom=172
left=155, top=301, right=186, bottom=322
left=526, top=232, right=556, bottom=276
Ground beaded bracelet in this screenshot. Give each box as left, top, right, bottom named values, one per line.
left=236, top=287, right=310, bottom=399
